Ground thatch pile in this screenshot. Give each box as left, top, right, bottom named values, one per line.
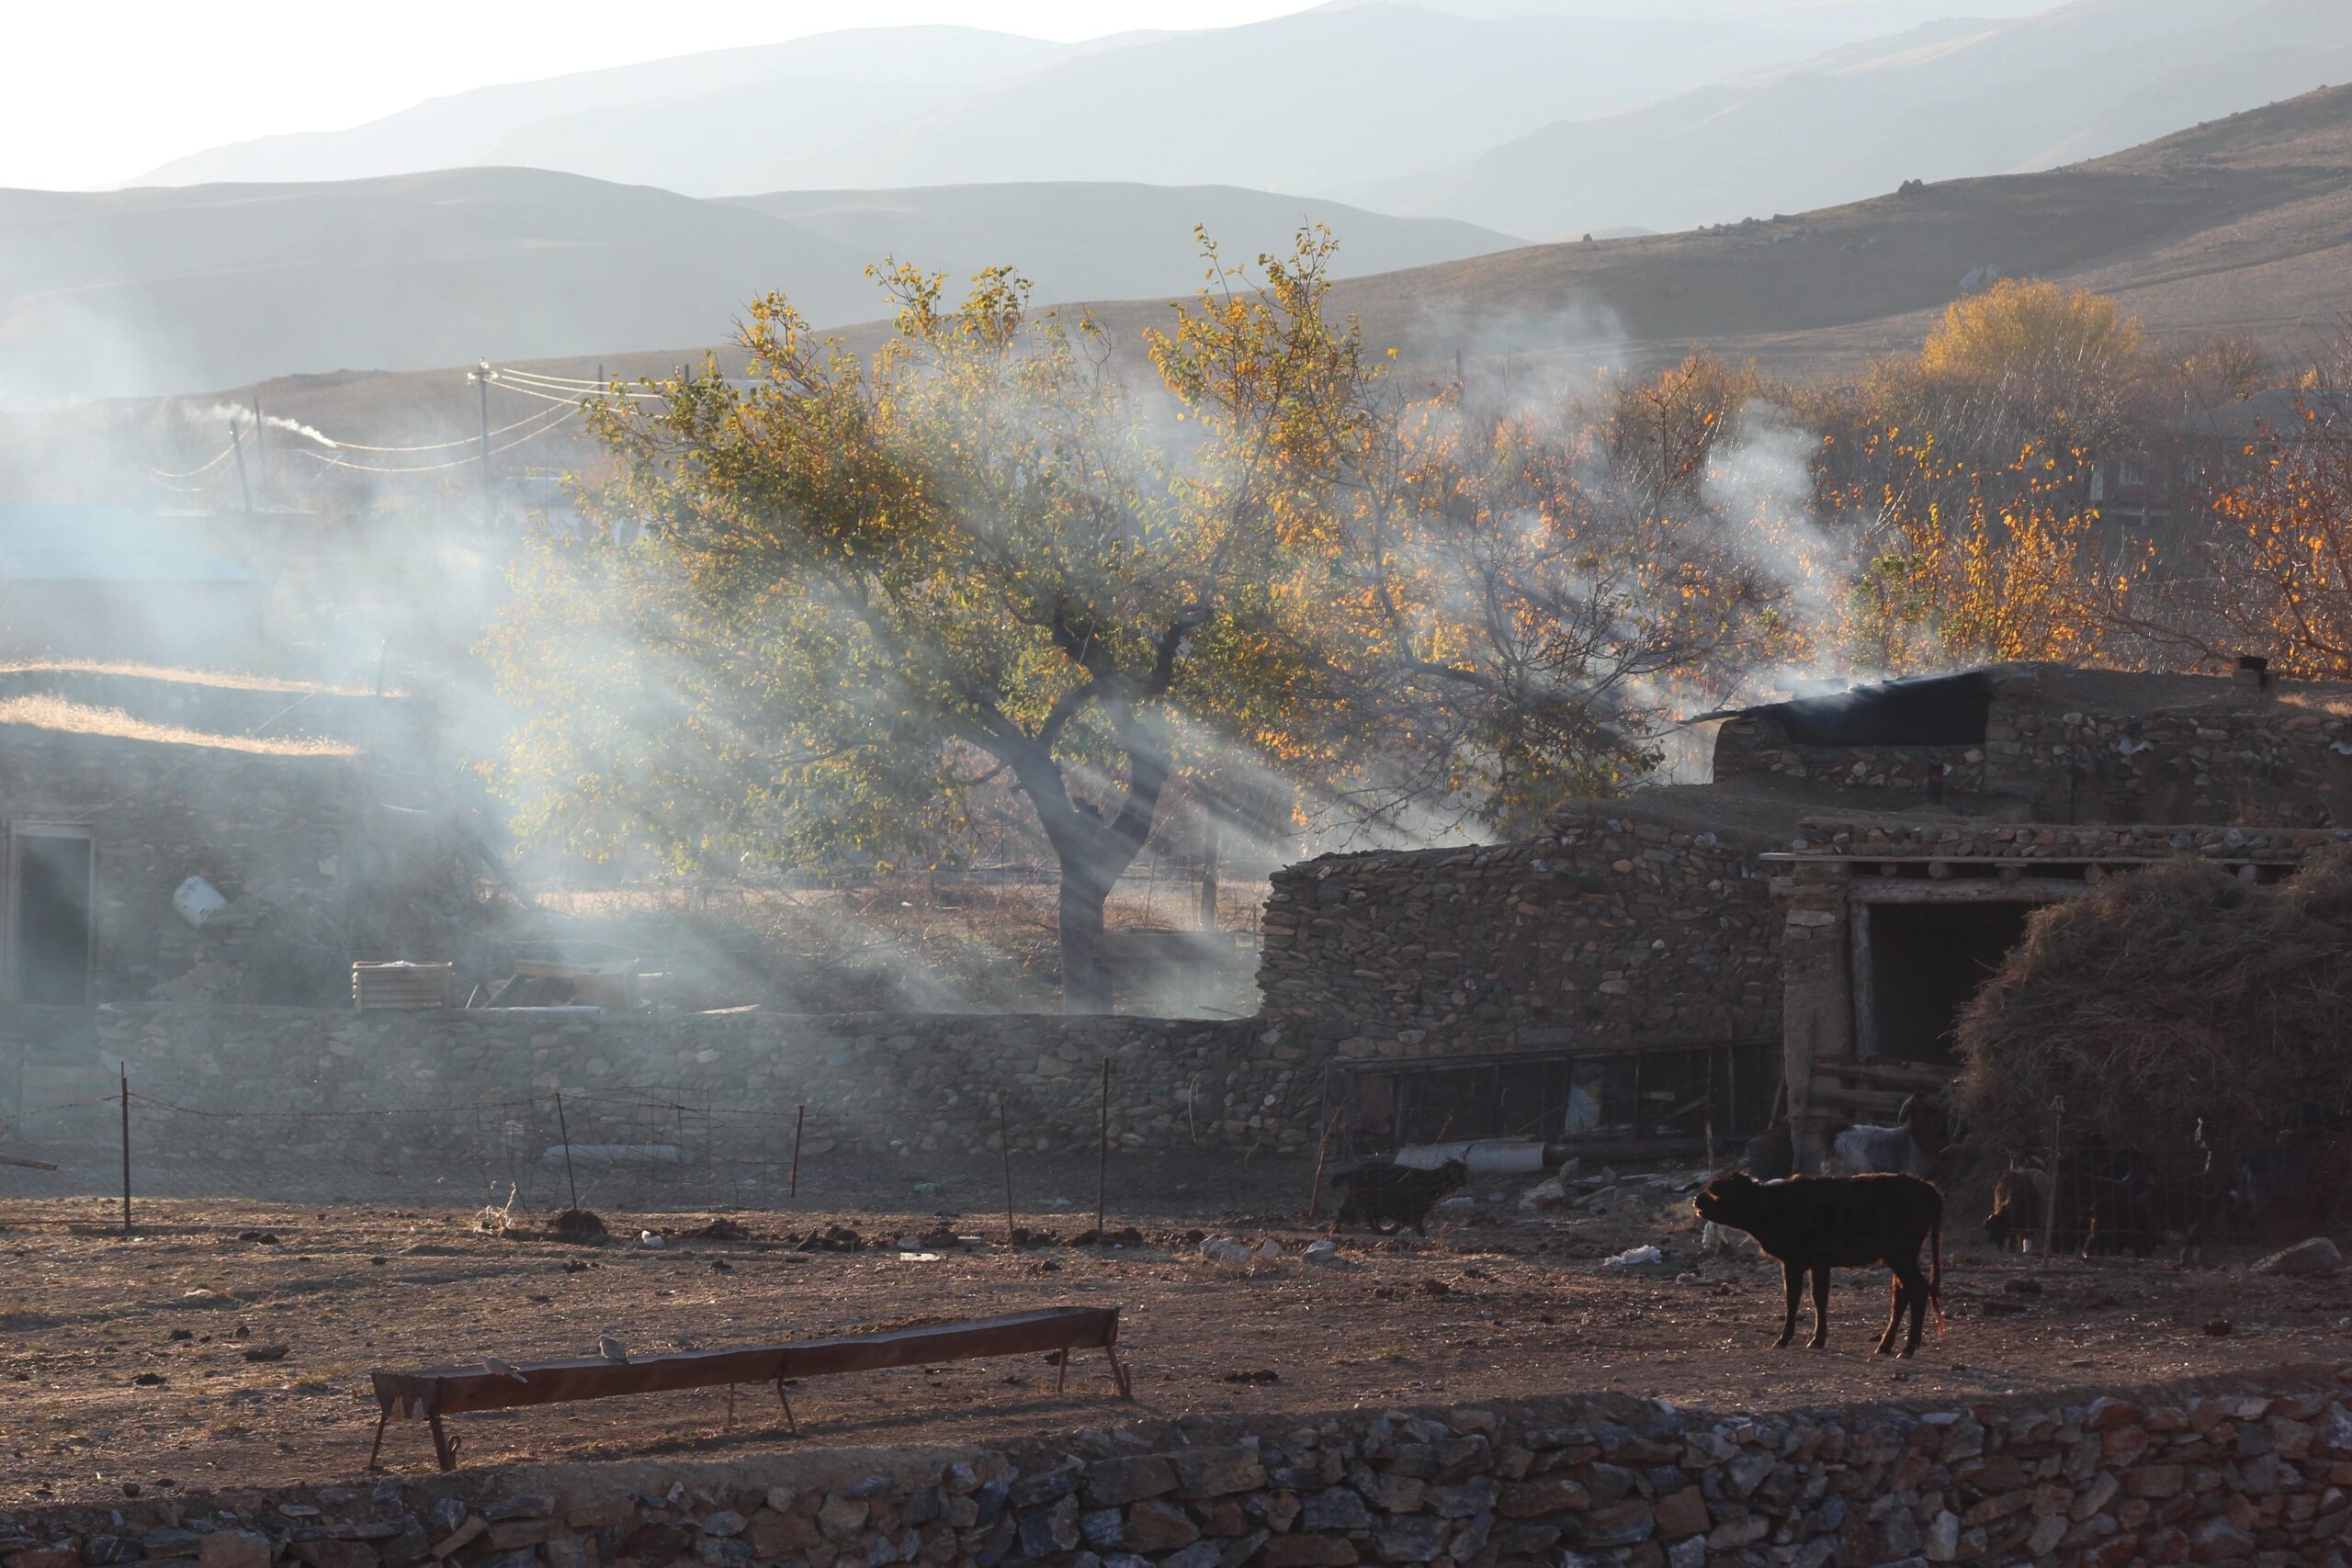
left=1955, top=850, right=2352, bottom=1178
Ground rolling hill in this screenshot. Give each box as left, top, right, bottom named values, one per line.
left=11, top=80, right=2349, bottom=502
left=1381, top=0, right=2352, bottom=237
left=0, top=173, right=1521, bottom=404
left=1298, top=77, right=2352, bottom=384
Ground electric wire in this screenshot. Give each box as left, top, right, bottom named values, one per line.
left=282, top=402, right=571, bottom=455
left=143, top=444, right=237, bottom=479
left=294, top=405, right=581, bottom=474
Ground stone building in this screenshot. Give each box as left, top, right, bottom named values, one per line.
left=0, top=663, right=447, bottom=1009
left=1258, top=660, right=2352, bottom=1163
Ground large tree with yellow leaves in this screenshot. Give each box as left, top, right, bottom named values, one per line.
left=488, top=234, right=1795, bottom=1009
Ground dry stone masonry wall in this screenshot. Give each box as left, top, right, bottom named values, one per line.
left=8, top=1376, right=2352, bottom=1568
left=1713, top=662, right=2352, bottom=828
left=1255, top=808, right=1782, bottom=1067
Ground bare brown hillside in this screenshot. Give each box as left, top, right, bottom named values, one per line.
left=9, top=84, right=2350, bottom=497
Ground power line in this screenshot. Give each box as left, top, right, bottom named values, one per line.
left=144, top=444, right=237, bottom=479
left=293, top=405, right=581, bottom=474
left=287, top=402, right=571, bottom=454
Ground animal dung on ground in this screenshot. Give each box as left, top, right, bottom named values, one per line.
left=549, top=1208, right=605, bottom=1242
left=241, top=1345, right=289, bottom=1363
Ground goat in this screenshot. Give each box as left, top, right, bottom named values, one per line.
left=1330, top=1158, right=1468, bottom=1235
left=1692, top=1171, right=1943, bottom=1358
left=1826, top=1093, right=1944, bottom=1179
left=1982, top=1158, right=2045, bottom=1252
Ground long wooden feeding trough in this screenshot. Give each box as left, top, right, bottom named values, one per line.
left=368, top=1304, right=1131, bottom=1472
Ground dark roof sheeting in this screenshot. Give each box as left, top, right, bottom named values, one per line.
left=1724, top=670, right=1995, bottom=749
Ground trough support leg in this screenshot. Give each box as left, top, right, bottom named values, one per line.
left=775, top=1377, right=798, bottom=1437
left=1055, top=1345, right=1069, bottom=1395
left=1105, top=1342, right=1134, bottom=1400
left=426, top=1413, right=460, bottom=1473
left=367, top=1409, right=390, bottom=1471
left=726, top=1383, right=736, bottom=1429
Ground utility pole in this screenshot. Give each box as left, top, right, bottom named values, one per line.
left=248, top=393, right=266, bottom=507
left=229, top=423, right=254, bottom=519
left=469, top=359, right=493, bottom=528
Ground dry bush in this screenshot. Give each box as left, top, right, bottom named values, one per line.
left=1955, top=851, right=2352, bottom=1178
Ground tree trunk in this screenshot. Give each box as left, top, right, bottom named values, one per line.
left=1058, top=857, right=1115, bottom=1015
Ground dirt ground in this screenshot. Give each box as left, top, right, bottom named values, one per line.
left=4, top=1158, right=2350, bottom=1506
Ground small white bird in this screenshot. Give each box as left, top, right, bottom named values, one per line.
left=481, top=1354, right=527, bottom=1384
left=598, top=1335, right=630, bottom=1365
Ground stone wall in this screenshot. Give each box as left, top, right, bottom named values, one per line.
left=1255, top=807, right=1781, bottom=1069
left=7, top=1375, right=2352, bottom=1568
left=92, top=1004, right=1293, bottom=1161
left=1778, top=819, right=2349, bottom=865
left=1713, top=662, right=2352, bottom=828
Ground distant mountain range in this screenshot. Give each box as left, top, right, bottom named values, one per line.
left=0, top=174, right=1521, bottom=403
left=120, top=1, right=2349, bottom=249
left=1384, top=0, right=2352, bottom=236
left=123, top=6, right=1952, bottom=201
left=8, top=0, right=2348, bottom=408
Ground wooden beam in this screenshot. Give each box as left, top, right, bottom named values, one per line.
left=1805, top=1086, right=1911, bottom=1118
left=1849, top=901, right=1877, bottom=1059
left=1848, top=879, right=2092, bottom=905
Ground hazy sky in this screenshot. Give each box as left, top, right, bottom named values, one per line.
left=0, top=0, right=1321, bottom=190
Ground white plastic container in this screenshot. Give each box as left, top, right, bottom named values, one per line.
left=173, top=875, right=228, bottom=929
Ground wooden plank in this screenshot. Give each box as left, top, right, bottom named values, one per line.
left=1826, top=1060, right=1955, bottom=1092
left=1805, top=1086, right=1911, bottom=1118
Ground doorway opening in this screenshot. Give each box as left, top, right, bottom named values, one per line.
left=11, top=827, right=94, bottom=1007
left=1861, top=900, right=2034, bottom=1066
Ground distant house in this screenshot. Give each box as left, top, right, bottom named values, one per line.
left=2089, top=389, right=2352, bottom=527
left=0, top=503, right=267, bottom=661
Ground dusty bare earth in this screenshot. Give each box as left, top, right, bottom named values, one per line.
left=5, top=1161, right=2350, bottom=1507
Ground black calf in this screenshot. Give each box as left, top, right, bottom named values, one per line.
left=1693, top=1171, right=1944, bottom=1358
left=1331, top=1159, right=1468, bottom=1235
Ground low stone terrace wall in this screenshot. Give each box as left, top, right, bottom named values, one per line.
left=92, top=1004, right=1295, bottom=1160
left=6, top=1373, right=2352, bottom=1568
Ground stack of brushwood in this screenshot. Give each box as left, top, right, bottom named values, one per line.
left=1956, top=850, right=2352, bottom=1183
